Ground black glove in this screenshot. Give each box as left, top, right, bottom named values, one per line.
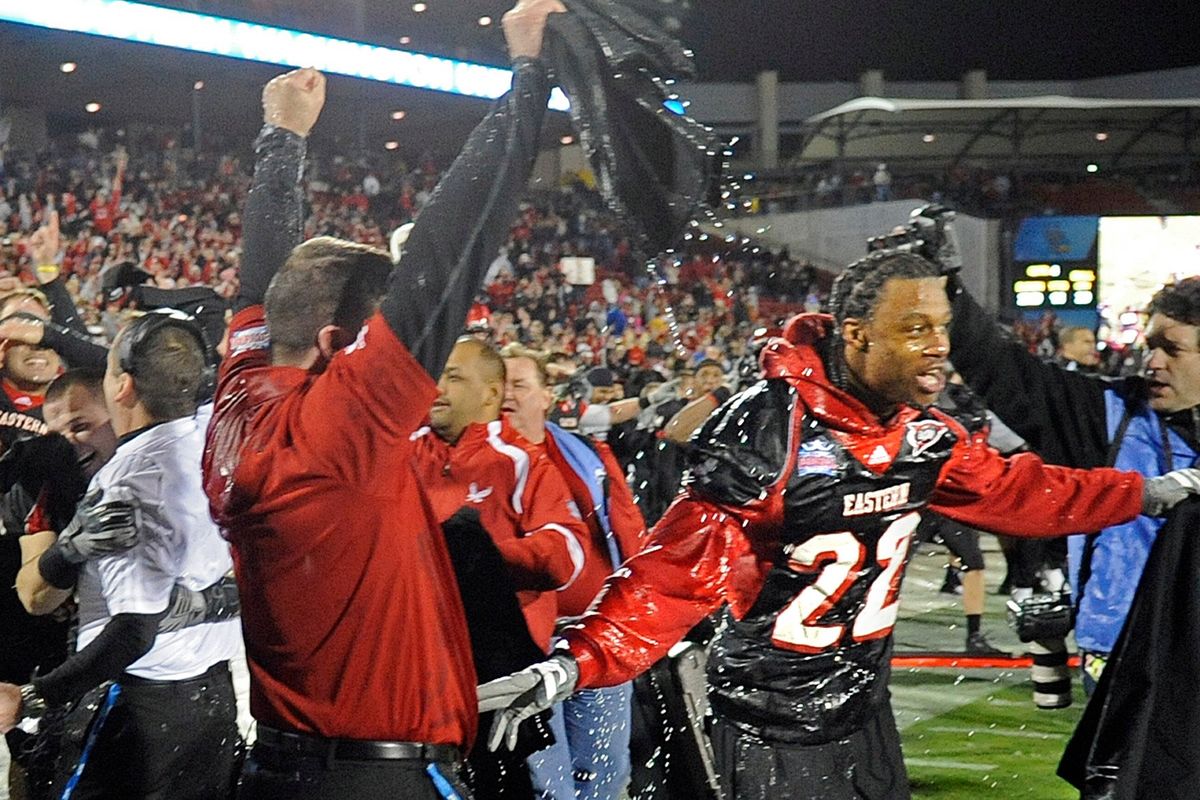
left=868, top=203, right=964, bottom=298
left=159, top=574, right=240, bottom=634
left=0, top=434, right=88, bottom=528
left=52, top=489, right=140, bottom=565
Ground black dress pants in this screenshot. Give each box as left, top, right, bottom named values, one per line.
left=59, top=661, right=239, bottom=800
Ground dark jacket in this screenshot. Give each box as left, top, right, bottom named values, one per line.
left=949, top=290, right=1199, bottom=653
left=1058, top=499, right=1200, bottom=799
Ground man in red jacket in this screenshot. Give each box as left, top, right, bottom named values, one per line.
left=501, top=346, right=645, bottom=800
left=410, top=338, right=589, bottom=652
left=480, top=251, right=1200, bottom=800
left=203, top=2, right=564, bottom=797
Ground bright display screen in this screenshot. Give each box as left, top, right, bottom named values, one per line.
left=1096, top=216, right=1200, bottom=345
left=0, top=0, right=571, bottom=110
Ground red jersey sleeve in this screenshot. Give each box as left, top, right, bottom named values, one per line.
left=929, top=419, right=1144, bottom=537
left=219, top=306, right=272, bottom=382
left=563, top=494, right=757, bottom=689
left=500, top=452, right=590, bottom=591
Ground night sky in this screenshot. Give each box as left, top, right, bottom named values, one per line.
left=683, top=1, right=1200, bottom=82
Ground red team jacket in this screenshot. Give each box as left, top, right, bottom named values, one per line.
left=203, top=307, right=477, bottom=747
left=541, top=435, right=647, bottom=619
left=410, top=417, right=589, bottom=650
left=562, top=314, right=1146, bottom=743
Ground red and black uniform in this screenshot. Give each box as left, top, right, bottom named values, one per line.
left=203, top=56, right=550, bottom=800
left=561, top=314, right=1145, bottom=798
left=411, top=418, right=589, bottom=650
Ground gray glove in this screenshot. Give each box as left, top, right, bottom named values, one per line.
left=477, top=653, right=579, bottom=751
left=1142, top=467, right=1200, bottom=517
left=54, top=489, right=140, bottom=564
left=159, top=575, right=241, bottom=634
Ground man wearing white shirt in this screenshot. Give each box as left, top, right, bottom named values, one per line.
left=0, top=311, right=240, bottom=799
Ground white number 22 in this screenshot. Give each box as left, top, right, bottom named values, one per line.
left=771, top=512, right=919, bottom=653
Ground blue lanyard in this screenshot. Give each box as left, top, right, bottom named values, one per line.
left=60, top=683, right=123, bottom=800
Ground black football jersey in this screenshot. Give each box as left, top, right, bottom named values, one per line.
left=688, top=378, right=960, bottom=744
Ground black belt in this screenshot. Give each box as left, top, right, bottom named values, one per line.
left=255, top=724, right=460, bottom=764
left=119, top=660, right=230, bottom=688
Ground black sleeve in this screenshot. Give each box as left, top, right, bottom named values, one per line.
left=949, top=289, right=1111, bottom=468
left=40, top=277, right=89, bottom=336
left=32, top=611, right=163, bottom=706
left=37, top=543, right=81, bottom=590
left=236, top=126, right=307, bottom=312
left=41, top=322, right=108, bottom=370
left=381, top=58, right=550, bottom=378
left=687, top=379, right=797, bottom=507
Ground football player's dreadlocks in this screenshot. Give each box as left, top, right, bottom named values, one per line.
left=824, top=250, right=942, bottom=391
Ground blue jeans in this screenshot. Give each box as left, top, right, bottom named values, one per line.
left=527, top=683, right=633, bottom=800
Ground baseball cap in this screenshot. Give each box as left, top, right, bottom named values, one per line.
left=586, top=367, right=615, bottom=388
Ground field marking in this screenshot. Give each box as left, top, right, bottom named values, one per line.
left=905, top=757, right=998, bottom=772
left=924, top=725, right=1064, bottom=741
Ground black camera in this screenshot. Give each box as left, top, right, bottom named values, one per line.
left=1006, top=591, right=1075, bottom=643
left=867, top=203, right=963, bottom=274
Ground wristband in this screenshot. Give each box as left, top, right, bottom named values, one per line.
left=35, top=264, right=60, bottom=284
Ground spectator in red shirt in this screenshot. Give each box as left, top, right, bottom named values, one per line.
left=201, top=2, right=562, bottom=796
left=88, top=150, right=126, bottom=236
left=501, top=346, right=645, bottom=800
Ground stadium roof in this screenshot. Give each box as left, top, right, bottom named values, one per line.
left=792, top=96, right=1200, bottom=168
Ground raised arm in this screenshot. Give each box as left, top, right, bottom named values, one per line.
left=235, top=69, right=325, bottom=311
left=380, top=0, right=561, bottom=378
left=949, top=288, right=1111, bottom=467
left=27, top=210, right=90, bottom=336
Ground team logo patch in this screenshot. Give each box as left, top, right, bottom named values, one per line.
left=229, top=325, right=270, bottom=357
left=467, top=483, right=494, bottom=504
left=905, top=420, right=951, bottom=458
left=796, top=436, right=839, bottom=476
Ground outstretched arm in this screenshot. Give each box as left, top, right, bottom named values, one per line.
left=380, top=0, right=562, bottom=378
left=929, top=417, right=1144, bottom=536
left=949, top=289, right=1110, bottom=467
left=235, top=69, right=326, bottom=311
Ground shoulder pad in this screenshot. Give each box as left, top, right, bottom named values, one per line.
left=686, top=379, right=797, bottom=506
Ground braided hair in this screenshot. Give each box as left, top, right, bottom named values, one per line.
left=824, top=251, right=942, bottom=390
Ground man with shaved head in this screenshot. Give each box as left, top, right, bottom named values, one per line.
left=413, top=337, right=588, bottom=653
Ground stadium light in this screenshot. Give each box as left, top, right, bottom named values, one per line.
left=60, top=61, right=77, bottom=72
left=0, top=0, right=571, bottom=110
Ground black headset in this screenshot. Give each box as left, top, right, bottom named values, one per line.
left=116, top=308, right=217, bottom=403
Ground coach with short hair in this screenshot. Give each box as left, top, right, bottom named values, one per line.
left=202, top=2, right=564, bottom=797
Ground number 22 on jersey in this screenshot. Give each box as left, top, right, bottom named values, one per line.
left=771, top=512, right=920, bottom=653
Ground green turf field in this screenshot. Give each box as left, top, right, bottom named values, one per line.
left=897, top=672, right=1084, bottom=799
left=895, top=540, right=1085, bottom=799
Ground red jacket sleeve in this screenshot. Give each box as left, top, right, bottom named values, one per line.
left=500, top=452, right=589, bottom=591
left=929, top=420, right=1144, bottom=537
left=595, top=441, right=647, bottom=563
left=562, top=494, right=757, bottom=689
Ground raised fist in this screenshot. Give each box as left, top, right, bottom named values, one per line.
left=262, top=68, right=327, bottom=138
